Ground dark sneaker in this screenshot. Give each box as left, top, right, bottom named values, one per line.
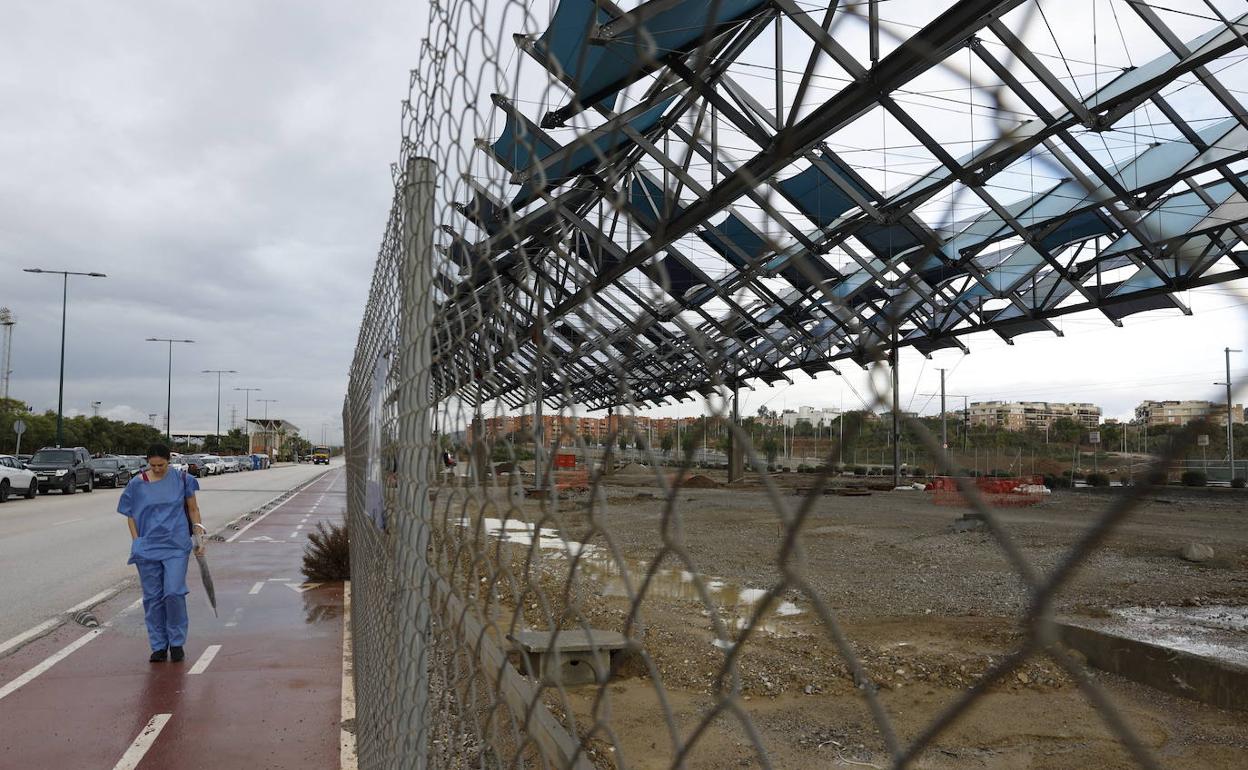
left=170, top=646, right=185, bottom=662
left=150, top=649, right=168, bottom=663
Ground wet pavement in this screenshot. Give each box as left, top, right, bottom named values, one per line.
left=0, top=466, right=348, bottom=769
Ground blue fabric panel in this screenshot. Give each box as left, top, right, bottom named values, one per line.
left=779, top=254, right=840, bottom=292
left=630, top=174, right=671, bottom=228
left=644, top=254, right=706, bottom=301
left=537, top=0, right=618, bottom=111
left=1037, top=210, right=1112, bottom=252
left=491, top=114, right=560, bottom=173
left=701, top=213, right=767, bottom=269
left=776, top=153, right=872, bottom=226
left=855, top=222, right=921, bottom=258
left=575, top=0, right=768, bottom=102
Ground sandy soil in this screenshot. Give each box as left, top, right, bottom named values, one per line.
left=434, top=472, right=1248, bottom=768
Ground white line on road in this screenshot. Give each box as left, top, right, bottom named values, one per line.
left=0, top=629, right=102, bottom=701
left=0, top=619, right=61, bottom=659
left=248, top=582, right=264, bottom=595
left=226, top=493, right=300, bottom=543
left=65, top=581, right=129, bottom=615
left=112, top=713, right=173, bottom=770
left=267, top=578, right=290, bottom=582
left=289, top=531, right=301, bottom=540
left=50, top=517, right=84, bottom=526
left=188, top=644, right=221, bottom=675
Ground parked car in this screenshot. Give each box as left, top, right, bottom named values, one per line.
left=233, top=455, right=251, bottom=472
left=121, top=455, right=148, bottom=474
left=201, top=455, right=225, bottom=475
left=0, top=454, right=38, bottom=501
left=27, top=447, right=94, bottom=494
left=89, top=457, right=132, bottom=488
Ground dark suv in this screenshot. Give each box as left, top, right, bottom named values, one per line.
left=28, top=447, right=95, bottom=494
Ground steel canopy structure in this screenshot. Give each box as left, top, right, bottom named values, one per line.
left=413, top=0, right=1248, bottom=412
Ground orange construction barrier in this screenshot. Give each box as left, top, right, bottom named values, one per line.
left=926, top=475, right=1048, bottom=507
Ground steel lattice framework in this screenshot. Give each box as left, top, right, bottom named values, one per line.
left=424, top=0, right=1248, bottom=411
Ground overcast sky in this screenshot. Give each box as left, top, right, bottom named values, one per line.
left=1, top=1, right=428, bottom=443
left=2, top=2, right=1245, bottom=444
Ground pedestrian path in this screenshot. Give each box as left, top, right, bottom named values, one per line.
left=0, top=468, right=352, bottom=770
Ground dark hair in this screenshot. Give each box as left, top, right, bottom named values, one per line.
left=146, top=443, right=172, bottom=460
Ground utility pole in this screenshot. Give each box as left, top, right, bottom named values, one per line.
left=1225, top=348, right=1241, bottom=480
left=937, top=368, right=948, bottom=450
left=890, top=325, right=901, bottom=488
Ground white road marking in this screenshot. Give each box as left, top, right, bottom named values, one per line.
left=296, top=524, right=305, bottom=530
left=225, top=490, right=303, bottom=543
left=248, top=582, right=264, bottom=595
left=340, top=581, right=357, bottom=770
left=289, top=531, right=301, bottom=540
left=50, top=517, right=84, bottom=527
left=285, top=582, right=324, bottom=594
left=267, top=578, right=291, bottom=582
left=111, top=713, right=173, bottom=770
left=188, top=644, right=221, bottom=675
left=0, top=629, right=102, bottom=701
left=0, top=619, right=61, bottom=658
left=65, top=581, right=129, bottom=615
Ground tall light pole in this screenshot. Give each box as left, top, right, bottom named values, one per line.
left=0, top=307, right=14, bottom=402
left=202, top=369, right=237, bottom=448
left=258, top=398, right=278, bottom=457
left=234, top=386, right=261, bottom=452
left=146, top=337, right=195, bottom=442
left=1226, top=348, right=1242, bottom=480
left=90, top=401, right=102, bottom=417
left=23, top=268, right=107, bottom=446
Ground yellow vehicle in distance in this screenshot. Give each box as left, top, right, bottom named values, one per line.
left=312, top=445, right=331, bottom=465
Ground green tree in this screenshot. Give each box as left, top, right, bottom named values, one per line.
left=660, top=433, right=674, bottom=455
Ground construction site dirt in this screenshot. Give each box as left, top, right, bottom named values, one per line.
left=440, top=471, right=1248, bottom=769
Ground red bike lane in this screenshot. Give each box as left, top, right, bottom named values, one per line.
left=0, top=467, right=351, bottom=770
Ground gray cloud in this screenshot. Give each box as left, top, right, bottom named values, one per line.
left=1, top=1, right=427, bottom=443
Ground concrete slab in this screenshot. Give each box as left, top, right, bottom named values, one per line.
left=1059, top=605, right=1248, bottom=711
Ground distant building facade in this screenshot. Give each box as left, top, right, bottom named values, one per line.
left=1134, top=400, right=1245, bottom=427
left=779, top=406, right=841, bottom=428
left=968, top=401, right=1101, bottom=431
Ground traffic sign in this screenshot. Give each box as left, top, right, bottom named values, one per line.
left=1089, top=430, right=1100, bottom=444
left=12, top=419, right=25, bottom=435
left=1197, top=434, right=1210, bottom=447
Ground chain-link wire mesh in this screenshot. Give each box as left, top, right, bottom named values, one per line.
left=346, top=1, right=1248, bottom=767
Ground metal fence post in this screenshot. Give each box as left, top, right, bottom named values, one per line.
left=393, top=155, right=437, bottom=768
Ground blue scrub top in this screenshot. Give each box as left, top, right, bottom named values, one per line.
left=118, top=470, right=200, bottom=564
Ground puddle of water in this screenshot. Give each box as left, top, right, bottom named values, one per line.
left=1094, top=605, right=1248, bottom=666
left=455, top=515, right=806, bottom=638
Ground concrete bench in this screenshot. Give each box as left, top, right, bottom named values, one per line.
left=507, top=629, right=628, bottom=686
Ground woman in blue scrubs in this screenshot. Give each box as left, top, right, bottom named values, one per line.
left=118, top=444, right=206, bottom=662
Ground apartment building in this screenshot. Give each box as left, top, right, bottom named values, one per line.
left=779, top=406, right=841, bottom=428
left=1134, top=399, right=1245, bottom=427
left=968, top=401, right=1102, bottom=431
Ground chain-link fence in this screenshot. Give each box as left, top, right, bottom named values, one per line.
left=345, top=1, right=1248, bottom=767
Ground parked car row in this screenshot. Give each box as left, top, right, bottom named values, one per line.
left=184, top=453, right=271, bottom=477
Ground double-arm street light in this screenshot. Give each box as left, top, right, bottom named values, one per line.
left=257, top=398, right=278, bottom=457
left=1226, top=348, right=1242, bottom=480
left=234, top=386, right=261, bottom=452
left=23, top=268, right=107, bottom=447
left=202, top=369, right=237, bottom=448
left=146, top=337, right=195, bottom=442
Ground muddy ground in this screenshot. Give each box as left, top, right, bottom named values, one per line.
left=436, top=471, right=1248, bottom=768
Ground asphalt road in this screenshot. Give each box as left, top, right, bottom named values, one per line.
left=0, top=461, right=335, bottom=643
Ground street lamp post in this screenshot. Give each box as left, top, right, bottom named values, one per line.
left=23, top=268, right=107, bottom=446
left=1225, top=348, right=1242, bottom=481
left=258, top=398, right=278, bottom=458
left=234, top=387, right=261, bottom=452
left=146, top=337, right=195, bottom=443
left=202, top=369, right=237, bottom=449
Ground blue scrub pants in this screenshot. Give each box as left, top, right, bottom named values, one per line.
left=135, top=555, right=189, bottom=651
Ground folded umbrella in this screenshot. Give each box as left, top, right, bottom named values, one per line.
left=195, top=551, right=219, bottom=617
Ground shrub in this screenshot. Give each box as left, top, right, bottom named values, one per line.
left=1085, top=473, right=1110, bottom=487
left=302, top=520, right=350, bottom=582
left=1233, top=477, right=1246, bottom=489
left=1042, top=474, right=1061, bottom=490
left=910, top=467, right=926, bottom=478
left=1180, top=471, right=1208, bottom=487
left=797, top=464, right=810, bottom=473
left=853, top=466, right=867, bottom=476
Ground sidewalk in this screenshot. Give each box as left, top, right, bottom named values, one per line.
left=0, top=467, right=352, bottom=770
